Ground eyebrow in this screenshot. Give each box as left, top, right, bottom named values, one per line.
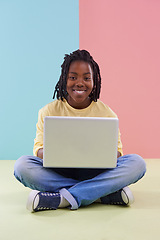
left=69, top=72, right=91, bottom=75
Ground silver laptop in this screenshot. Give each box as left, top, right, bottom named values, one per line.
left=43, top=116, right=119, bottom=168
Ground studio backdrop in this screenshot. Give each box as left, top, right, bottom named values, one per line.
left=0, top=0, right=160, bottom=159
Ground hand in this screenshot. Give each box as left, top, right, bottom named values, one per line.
left=37, top=148, right=43, bottom=159
left=117, top=151, right=121, bottom=158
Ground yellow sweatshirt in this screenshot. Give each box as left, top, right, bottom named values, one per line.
left=33, top=99, right=123, bottom=156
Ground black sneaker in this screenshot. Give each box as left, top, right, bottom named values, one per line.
left=26, top=190, right=61, bottom=212
left=100, top=187, right=134, bottom=206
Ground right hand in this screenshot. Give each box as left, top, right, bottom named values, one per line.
left=37, top=148, right=43, bottom=159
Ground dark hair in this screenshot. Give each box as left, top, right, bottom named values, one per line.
left=53, top=49, right=101, bottom=102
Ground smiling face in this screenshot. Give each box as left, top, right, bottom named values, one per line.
left=66, top=60, right=94, bottom=109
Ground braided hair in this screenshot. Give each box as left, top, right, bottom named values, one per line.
left=53, top=49, right=101, bottom=102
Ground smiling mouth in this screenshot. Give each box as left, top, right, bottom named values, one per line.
left=73, top=90, right=86, bottom=94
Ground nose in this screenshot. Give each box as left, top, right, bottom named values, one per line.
left=76, top=77, right=84, bottom=87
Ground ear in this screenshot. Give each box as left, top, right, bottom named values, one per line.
left=92, top=85, right=96, bottom=93
left=89, top=86, right=96, bottom=98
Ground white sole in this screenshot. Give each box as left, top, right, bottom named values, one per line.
left=122, top=187, right=135, bottom=205
left=26, top=190, right=40, bottom=212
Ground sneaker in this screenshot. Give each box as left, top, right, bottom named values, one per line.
left=100, top=187, right=134, bottom=206
left=26, top=190, right=61, bottom=212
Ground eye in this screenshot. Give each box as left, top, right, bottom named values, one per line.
left=69, top=76, right=76, bottom=80
left=84, top=77, right=91, bottom=81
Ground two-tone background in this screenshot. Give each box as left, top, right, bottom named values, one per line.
left=1, top=0, right=160, bottom=160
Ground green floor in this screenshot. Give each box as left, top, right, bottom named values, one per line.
left=0, top=159, right=160, bottom=240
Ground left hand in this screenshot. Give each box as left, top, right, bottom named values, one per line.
left=117, top=151, right=121, bottom=158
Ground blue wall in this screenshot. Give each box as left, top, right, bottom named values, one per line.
left=0, top=0, right=79, bottom=159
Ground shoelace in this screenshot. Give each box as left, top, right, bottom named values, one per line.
left=35, top=192, right=60, bottom=211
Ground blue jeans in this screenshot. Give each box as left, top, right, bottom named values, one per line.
left=14, top=154, right=146, bottom=209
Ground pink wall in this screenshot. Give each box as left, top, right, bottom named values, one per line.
left=79, top=0, right=160, bottom=158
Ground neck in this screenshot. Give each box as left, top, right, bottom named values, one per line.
left=67, top=97, right=92, bottom=109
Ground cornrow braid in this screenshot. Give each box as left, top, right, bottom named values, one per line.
left=53, top=49, right=101, bottom=102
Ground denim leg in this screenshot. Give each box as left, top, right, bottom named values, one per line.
left=14, top=154, right=146, bottom=210
left=65, top=154, right=146, bottom=208
left=14, top=155, right=79, bottom=192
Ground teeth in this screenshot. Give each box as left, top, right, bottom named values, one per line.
left=74, top=90, right=85, bottom=93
